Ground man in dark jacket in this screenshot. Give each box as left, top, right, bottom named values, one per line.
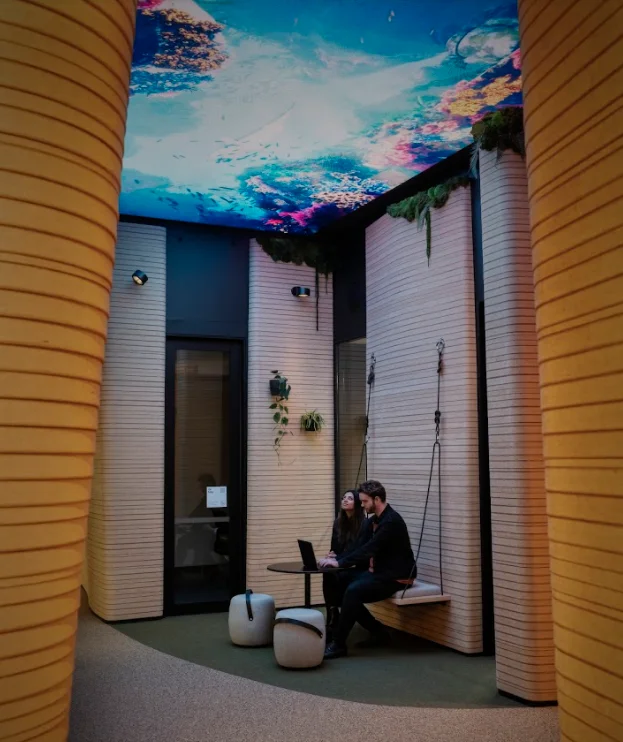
left=319, top=480, right=415, bottom=659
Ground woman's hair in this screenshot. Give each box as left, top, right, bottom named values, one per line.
left=336, top=490, right=365, bottom=549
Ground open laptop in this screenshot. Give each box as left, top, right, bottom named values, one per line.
left=298, top=539, right=318, bottom=571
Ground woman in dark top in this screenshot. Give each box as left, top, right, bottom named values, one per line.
left=323, top=490, right=365, bottom=638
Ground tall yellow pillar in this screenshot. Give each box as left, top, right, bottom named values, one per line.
left=0, top=2, right=135, bottom=740
left=518, top=1, right=623, bottom=740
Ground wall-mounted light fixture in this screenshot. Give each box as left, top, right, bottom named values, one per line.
left=132, top=270, right=148, bottom=286
left=291, top=286, right=310, bottom=298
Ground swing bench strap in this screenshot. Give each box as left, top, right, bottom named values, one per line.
left=401, top=339, right=445, bottom=599
left=355, top=353, right=376, bottom=487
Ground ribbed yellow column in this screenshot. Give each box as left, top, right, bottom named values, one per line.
left=0, top=2, right=136, bottom=740
left=518, top=1, right=623, bottom=740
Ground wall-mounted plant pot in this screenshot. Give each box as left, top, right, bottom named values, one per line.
left=300, top=411, right=324, bottom=433
left=269, top=379, right=282, bottom=396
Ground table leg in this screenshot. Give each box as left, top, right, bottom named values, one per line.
left=304, top=573, right=311, bottom=608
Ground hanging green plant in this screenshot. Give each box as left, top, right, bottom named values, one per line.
left=470, top=106, right=525, bottom=174
left=300, top=410, right=324, bottom=433
left=269, top=370, right=292, bottom=461
left=387, top=175, right=470, bottom=264
left=256, top=234, right=337, bottom=277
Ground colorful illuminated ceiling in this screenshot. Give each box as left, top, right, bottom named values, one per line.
left=121, top=0, right=522, bottom=233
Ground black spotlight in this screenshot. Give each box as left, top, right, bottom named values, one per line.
left=291, top=286, right=311, bottom=298
left=132, top=270, right=148, bottom=286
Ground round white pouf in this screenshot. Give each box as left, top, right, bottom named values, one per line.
left=228, top=591, right=275, bottom=647
left=273, top=608, right=326, bottom=669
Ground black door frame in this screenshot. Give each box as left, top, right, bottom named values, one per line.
left=164, top=337, right=245, bottom=615
left=471, top=177, right=495, bottom=655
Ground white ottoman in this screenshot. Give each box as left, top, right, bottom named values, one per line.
left=273, top=608, right=325, bottom=669
left=229, top=590, right=275, bottom=647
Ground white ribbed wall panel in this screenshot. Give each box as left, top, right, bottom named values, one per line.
left=247, top=241, right=334, bottom=607
left=365, top=189, right=483, bottom=653
left=87, top=222, right=166, bottom=620
left=480, top=149, right=556, bottom=701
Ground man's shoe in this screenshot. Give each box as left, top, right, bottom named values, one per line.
left=324, top=641, right=348, bottom=660
left=326, top=607, right=340, bottom=643
left=355, top=630, right=392, bottom=649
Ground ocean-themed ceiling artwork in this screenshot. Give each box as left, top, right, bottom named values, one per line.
left=121, top=0, right=522, bottom=233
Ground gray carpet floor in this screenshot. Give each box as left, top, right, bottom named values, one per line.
left=116, top=612, right=517, bottom=708
left=70, top=609, right=560, bottom=742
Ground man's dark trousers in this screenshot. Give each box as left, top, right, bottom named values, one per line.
left=325, top=570, right=399, bottom=645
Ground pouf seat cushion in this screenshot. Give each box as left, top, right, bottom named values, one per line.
left=273, top=608, right=325, bottom=669
left=229, top=591, right=275, bottom=647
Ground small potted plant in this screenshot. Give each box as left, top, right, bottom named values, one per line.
left=300, top=410, right=324, bottom=433
left=269, top=370, right=288, bottom=397
left=269, top=370, right=291, bottom=460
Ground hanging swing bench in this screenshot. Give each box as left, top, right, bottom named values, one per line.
left=357, top=340, right=451, bottom=608
left=389, top=581, right=450, bottom=606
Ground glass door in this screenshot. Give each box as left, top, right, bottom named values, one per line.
left=336, top=338, right=368, bottom=497
left=165, top=339, right=244, bottom=614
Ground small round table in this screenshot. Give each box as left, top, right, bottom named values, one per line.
left=267, top=561, right=352, bottom=608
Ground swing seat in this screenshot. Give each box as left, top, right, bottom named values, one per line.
left=389, top=580, right=450, bottom=606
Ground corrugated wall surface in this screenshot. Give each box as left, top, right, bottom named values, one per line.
left=365, top=190, right=483, bottom=653
left=247, top=241, right=334, bottom=607
left=480, top=149, right=556, bottom=702
left=0, top=1, right=135, bottom=739
left=87, top=223, right=166, bottom=621
left=519, top=0, right=623, bottom=738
